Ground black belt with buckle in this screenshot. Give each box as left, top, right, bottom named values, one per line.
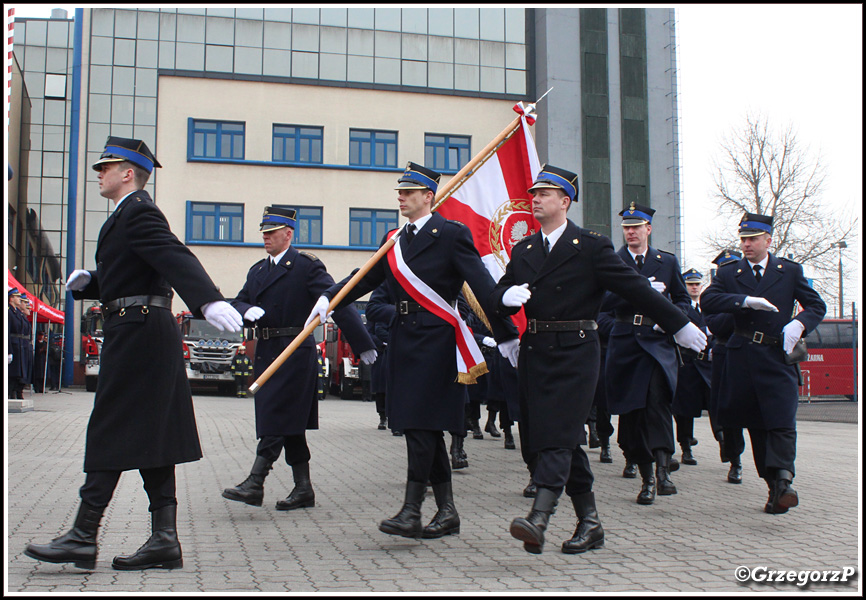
left=734, top=328, right=782, bottom=347
left=616, top=313, right=658, bottom=328
left=680, top=347, right=710, bottom=362
left=11, top=333, right=29, bottom=339
left=102, top=295, right=172, bottom=315
left=396, top=300, right=429, bottom=315
left=527, top=319, right=598, bottom=334
left=254, top=326, right=305, bottom=340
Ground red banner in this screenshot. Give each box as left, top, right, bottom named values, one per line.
left=7, top=270, right=65, bottom=324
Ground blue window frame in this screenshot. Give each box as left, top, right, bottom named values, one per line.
left=189, top=119, right=245, bottom=159
left=273, top=204, right=323, bottom=245
left=349, top=129, right=398, bottom=168
left=187, top=202, right=244, bottom=242
left=273, top=124, right=323, bottom=163
left=425, top=133, right=471, bottom=172
left=349, top=209, right=398, bottom=247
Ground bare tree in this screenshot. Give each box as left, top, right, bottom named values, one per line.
left=707, top=113, right=858, bottom=315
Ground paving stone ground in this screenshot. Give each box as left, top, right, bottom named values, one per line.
left=5, top=389, right=862, bottom=594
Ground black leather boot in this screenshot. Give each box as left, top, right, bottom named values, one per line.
left=636, top=463, right=655, bottom=505
left=680, top=442, right=697, bottom=465
left=599, top=439, right=612, bottom=463
left=727, top=457, right=743, bottom=484
left=378, top=413, right=387, bottom=430
left=484, top=411, right=501, bottom=437
left=622, top=462, right=637, bottom=479
left=450, top=434, right=468, bottom=470
left=763, top=478, right=786, bottom=514
left=655, top=450, right=677, bottom=495
left=503, top=426, right=516, bottom=449
left=510, top=486, right=559, bottom=554
left=773, top=469, right=798, bottom=512
left=24, top=501, right=104, bottom=569
left=588, top=421, right=600, bottom=448
left=561, top=492, right=604, bottom=554
left=222, top=456, right=272, bottom=507
left=112, top=504, right=183, bottom=570
left=422, top=481, right=460, bottom=538
left=379, top=481, right=426, bottom=538
left=275, top=462, right=315, bottom=510
left=523, top=476, right=537, bottom=498
left=470, top=418, right=484, bottom=440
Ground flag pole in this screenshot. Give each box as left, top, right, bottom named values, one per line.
left=249, top=102, right=541, bottom=395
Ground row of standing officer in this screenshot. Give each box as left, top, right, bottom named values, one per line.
left=8, top=287, right=33, bottom=399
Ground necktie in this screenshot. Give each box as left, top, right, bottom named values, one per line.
left=753, top=265, right=762, bottom=282
left=635, top=255, right=644, bottom=271
left=543, top=237, right=550, bottom=257
left=405, top=224, right=416, bottom=244
left=267, top=258, right=273, bottom=272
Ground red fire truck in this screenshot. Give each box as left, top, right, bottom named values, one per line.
left=80, top=303, right=104, bottom=392
left=800, top=317, right=858, bottom=399
left=177, top=311, right=247, bottom=395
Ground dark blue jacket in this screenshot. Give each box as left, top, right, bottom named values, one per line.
left=700, top=253, right=826, bottom=428
left=602, top=245, right=690, bottom=415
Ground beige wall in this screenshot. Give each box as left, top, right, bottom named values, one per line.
left=154, top=76, right=517, bottom=306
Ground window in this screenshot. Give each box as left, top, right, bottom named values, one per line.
left=274, top=205, right=323, bottom=245
left=188, top=202, right=244, bottom=242
left=44, top=74, right=67, bottom=100
left=425, top=134, right=470, bottom=172
left=273, top=125, right=323, bottom=163
left=190, top=119, right=245, bottom=159
left=349, top=129, right=397, bottom=168
left=350, top=209, right=398, bottom=247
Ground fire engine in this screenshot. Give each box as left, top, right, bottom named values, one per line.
left=322, top=318, right=368, bottom=399
left=177, top=311, right=246, bottom=394
left=80, top=303, right=104, bottom=392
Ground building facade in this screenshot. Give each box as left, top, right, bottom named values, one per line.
left=7, top=7, right=683, bottom=384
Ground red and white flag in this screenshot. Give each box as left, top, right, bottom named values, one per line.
left=436, top=103, right=542, bottom=333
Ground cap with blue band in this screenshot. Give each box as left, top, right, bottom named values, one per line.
left=619, top=202, right=656, bottom=226
left=92, top=136, right=161, bottom=174
left=528, top=164, right=580, bottom=202
left=395, top=161, right=441, bottom=194
left=738, top=213, right=773, bottom=237
left=260, top=206, right=297, bottom=232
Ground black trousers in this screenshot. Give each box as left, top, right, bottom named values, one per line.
left=79, top=466, right=176, bottom=511
left=674, top=414, right=694, bottom=444
left=257, top=434, right=310, bottom=466
left=531, top=446, right=594, bottom=497
left=722, top=427, right=746, bottom=463
left=748, top=427, right=797, bottom=479
left=617, top=364, right=675, bottom=464
left=374, top=392, right=386, bottom=415
left=404, top=429, right=451, bottom=485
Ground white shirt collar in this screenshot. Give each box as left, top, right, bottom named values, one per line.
left=628, top=247, right=648, bottom=263
left=113, top=191, right=136, bottom=212
left=747, top=256, right=769, bottom=272
left=542, top=221, right=567, bottom=249
left=409, top=213, right=433, bottom=232
left=270, top=246, right=290, bottom=265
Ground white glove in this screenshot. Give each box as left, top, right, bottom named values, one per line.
left=244, top=306, right=265, bottom=322
left=201, top=300, right=244, bottom=332
left=360, top=349, right=378, bottom=365
left=744, top=296, right=779, bottom=312
left=304, top=295, right=332, bottom=328
left=502, top=283, right=531, bottom=308
left=66, top=269, right=92, bottom=291
left=652, top=324, right=666, bottom=334
left=498, top=338, right=520, bottom=368
left=673, top=322, right=708, bottom=353
left=648, top=276, right=666, bottom=294
left=482, top=336, right=497, bottom=348
left=782, top=319, right=806, bottom=354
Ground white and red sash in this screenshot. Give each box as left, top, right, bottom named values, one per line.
left=386, top=226, right=488, bottom=384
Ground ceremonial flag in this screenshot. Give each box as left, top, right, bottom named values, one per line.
left=436, top=102, right=542, bottom=333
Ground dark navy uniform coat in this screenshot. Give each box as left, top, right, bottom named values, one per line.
left=231, top=246, right=374, bottom=438
left=365, top=282, right=395, bottom=398
left=8, top=306, right=33, bottom=383
left=602, top=246, right=690, bottom=415
left=672, top=302, right=712, bottom=418
left=72, top=190, right=224, bottom=472
left=490, top=221, right=690, bottom=455
left=324, top=212, right=518, bottom=433
left=704, top=312, right=735, bottom=422
left=700, top=253, right=826, bottom=429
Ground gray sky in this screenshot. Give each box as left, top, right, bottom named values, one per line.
left=7, top=5, right=863, bottom=309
